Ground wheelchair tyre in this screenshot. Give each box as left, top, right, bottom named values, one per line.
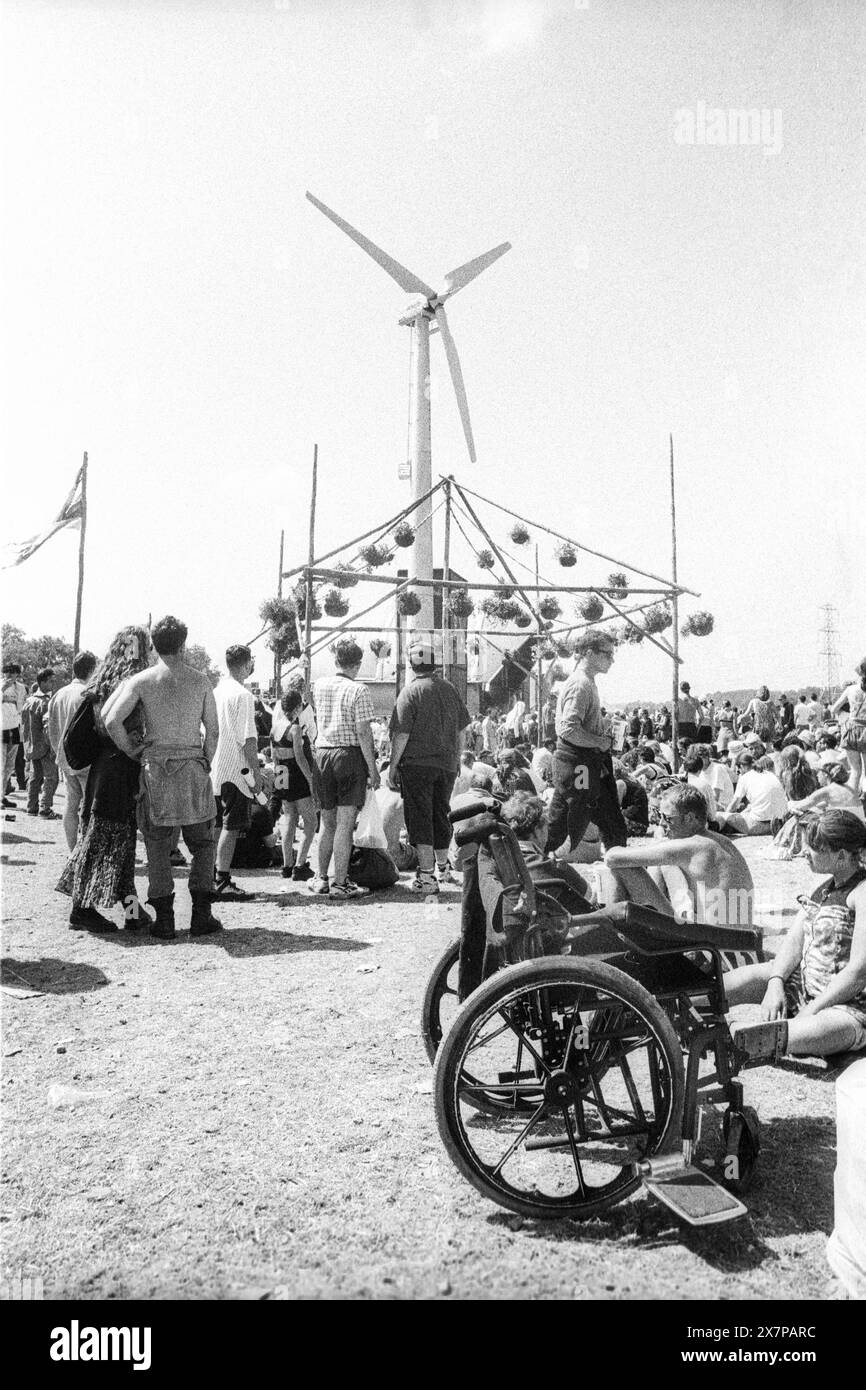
left=434, top=957, right=685, bottom=1221
left=722, top=1105, right=761, bottom=1192
left=421, top=939, right=461, bottom=1064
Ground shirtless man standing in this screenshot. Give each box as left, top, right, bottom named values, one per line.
left=104, top=615, right=220, bottom=939
left=601, top=783, right=754, bottom=927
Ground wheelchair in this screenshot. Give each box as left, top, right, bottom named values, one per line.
left=424, top=800, right=764, bottom=1226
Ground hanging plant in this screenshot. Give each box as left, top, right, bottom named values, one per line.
left=333, top=563, right=360, bottom=589
left=359, top=541, right=393, bottom=569
left=392, top=521, right=415, bottom=548
left=556, top=542, right=577, bottom=567
left=268, top=622, right=300, bottom=661
left=448, top=588, right=474, bottom=619
left=496, top=585, right=515, bottom=601
left=643, top=601, right=673, bottom=635
left=577, top=594, right=604, bottom=622
left=509, top=522, right=531, bottom=546
left=539, top=641, right=557, bottom=660
left=681, top=610, right=715, bottom=638
left=555, top=639, right=573, bottom=658
left=396, top=589, right=422, bottom=616
left=476, top=548, right=495, bottom=570
left=322, top=587, right=350, bottom=619
left=481, top=594, right=503, bottom=620
left=514, top=608, right=532, bottom=628
left=292, top=581, right=321, bottom=622
left=259, top=596, right=295, bottom=628
left=369, top=638, right=391, bottom=659
left=615, top=620, right=645, bottom=646
left=606, top=571, right=629, bottom=600
left=538, top=595, right=561, bottom=621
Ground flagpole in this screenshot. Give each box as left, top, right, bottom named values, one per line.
left=73, top=452, right=88, bottom=651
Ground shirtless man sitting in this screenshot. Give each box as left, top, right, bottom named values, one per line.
left=104, top=614, right=220, bottom=939
left=601, top=783, right=754, bottom=928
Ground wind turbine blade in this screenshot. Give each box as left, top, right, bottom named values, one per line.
left=306, top=192, right=436, bottom=297
left=433, top=305, right=476, bottom=463
left=439, top=242, right=511, bottom=299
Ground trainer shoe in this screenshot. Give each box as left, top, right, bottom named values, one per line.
left=309, top=877, right=330, bottom=896
left=330, top=879, right=369, bottom=898
left=410, top=872, right=439, bottom=895
left=213, top=873, right=253, bottom=902
left=39, top=809, right=60, bottom=820
left=292, top=862, right=315, bottom=881
left=436, top=866, right=460, bottom=886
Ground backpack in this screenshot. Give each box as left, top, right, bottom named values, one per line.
left=348, top=846, right=399, bottom=890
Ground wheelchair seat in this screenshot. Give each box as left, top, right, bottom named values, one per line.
left=570, top=901, right=759, bottom=956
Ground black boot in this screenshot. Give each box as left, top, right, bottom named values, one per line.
left=190, top=891, right=223, bottom=937
left=148, top=893, right=176, bottom=939
left=69, top=904, right=118, bottom=933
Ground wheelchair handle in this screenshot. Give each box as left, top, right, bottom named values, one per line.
left=449, top=797, right=501, bottom=826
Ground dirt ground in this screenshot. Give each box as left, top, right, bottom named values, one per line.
left=1, top=784, right=847, bottom=1301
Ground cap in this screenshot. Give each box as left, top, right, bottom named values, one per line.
left=408, top=636, right=436, bottom=669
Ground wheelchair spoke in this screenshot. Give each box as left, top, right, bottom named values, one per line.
left=489, top=1102, right=548, bottom=1178
left=617, top=1053, right=646, bottom=1128
left=497, top=1007, right=552, bottom=1076
left=560, top=1105, right=588, bottom=1198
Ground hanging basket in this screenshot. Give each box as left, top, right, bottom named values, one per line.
left=396, top=590, right=422, bottom=616
left=514, top=608, right=532, bottom=628
left=681, top=610, right=715, bottom=638
left=333, top=563, right=360, bottom=589
left=577, top=594, right=604, bottom=622
left=292, top=582, right=321, bottom=623
left=448, top=588, right=474, bottom=619
left=393, top=522, right=415, bottom=548
left=323, top=587, right=350, bottom=619
left=556, top=542, right=577, bottom=567
left=606, top=571, right=629, bottom=600
left=476, top=548, right=495, bottom=570
left=615, top=620, right=645, bottom=646
left=539, top=641, right=557, bottom=660
left=509, top=523, right=531, bottom=546
left=643, top=602, right=673, bottom=635
left=554, top=639, right=573, bottom=658
left=268, top=621, right=300, bottom=661
left=538, top=595, right=561, bottom=621
left=369, top=638, right=391, bottom=659
left=259, top=596, right=295, bottom=628
left=359, top=541, right=393, bottom=569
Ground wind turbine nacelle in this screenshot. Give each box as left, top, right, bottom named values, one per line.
left=398, top=295, right=433, bottom=325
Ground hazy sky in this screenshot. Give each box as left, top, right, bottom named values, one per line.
left=2, top=0, right=864, bottom=703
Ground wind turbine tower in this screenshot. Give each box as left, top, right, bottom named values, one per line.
left=306, top=192, right=511, bottom=631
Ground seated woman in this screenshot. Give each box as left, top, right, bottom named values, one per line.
left=728, top=811, right=866, bottom=1058
left=476, top=793, right=595, bottom=976
left=612, top=758, right=649, bottom=835
left=788, top=754, right=865, bottom=824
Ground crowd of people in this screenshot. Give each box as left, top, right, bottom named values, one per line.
left=3, top=624, right=865, bottom=1060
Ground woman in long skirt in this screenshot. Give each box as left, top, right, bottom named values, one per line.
left=57, top=625, right=153, bottom=932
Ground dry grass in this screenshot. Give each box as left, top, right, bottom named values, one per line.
left=0, top=793, right=843, bottom=1300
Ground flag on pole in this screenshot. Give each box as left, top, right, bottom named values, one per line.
left=2, top=463, right=85, bottom=568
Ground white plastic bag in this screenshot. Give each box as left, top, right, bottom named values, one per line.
left=355, top=788, right=388, bottom=850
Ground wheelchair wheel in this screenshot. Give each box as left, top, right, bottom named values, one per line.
left=421, top=939, right=461, bottom=1064
left=722, top=1105, right=761, bottom=1192
left=434, top=957, right=685, bottom=1221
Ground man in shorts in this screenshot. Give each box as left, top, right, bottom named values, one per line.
left=311, top=637, right=379, bottom=898
left=211, top=643, right=262, bottom=901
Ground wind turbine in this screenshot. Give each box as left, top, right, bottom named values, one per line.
left=306, top=191, right=511, bottom=631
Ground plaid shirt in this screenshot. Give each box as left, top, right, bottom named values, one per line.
left=312, top=674, right=375, bottom=748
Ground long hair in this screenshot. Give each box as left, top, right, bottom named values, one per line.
left=85, top=625, right=152, bottom=707
left=779, top=746, right=817, bottom=800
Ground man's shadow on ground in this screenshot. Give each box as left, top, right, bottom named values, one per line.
left=106, top=926, right=370, bottom=958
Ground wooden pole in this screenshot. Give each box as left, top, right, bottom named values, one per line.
left=441, top=478, right=452, bottom=680
left=280, top=478, right=445, bottom=583
left=304, top=445, right=318, bottom=691
left=73, top=452, right=87, bottom=651
left=670, top=433, right=680, bottom=770
left=535, top=545, right=543, bottom=749
left=273, top=528, right=285, bottom=699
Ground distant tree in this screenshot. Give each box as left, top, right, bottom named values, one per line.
left=184, top=643, right=221, bottom=687
left=2, top=624, right=75, bottom=685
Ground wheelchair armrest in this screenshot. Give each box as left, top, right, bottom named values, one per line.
left=449, top=797, right=500, bottom=826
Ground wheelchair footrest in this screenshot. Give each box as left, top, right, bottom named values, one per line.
left=640, top=1155, right=748, bottom=1226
